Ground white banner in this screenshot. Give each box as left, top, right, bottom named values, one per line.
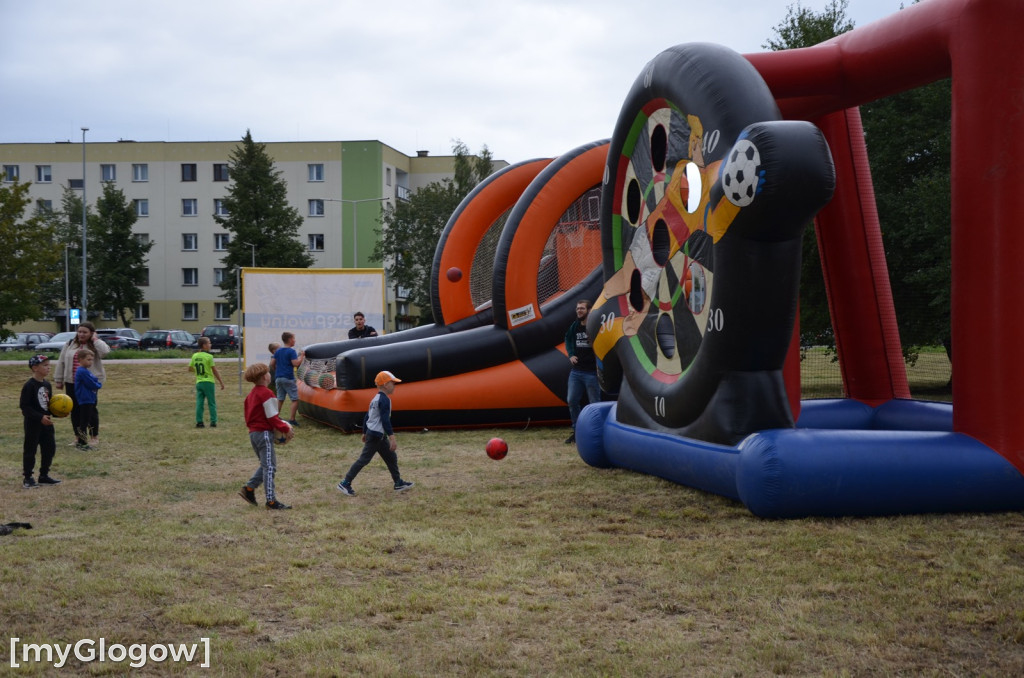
left=241, top=268, right=385, bottom=368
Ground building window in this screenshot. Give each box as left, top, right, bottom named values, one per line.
left=135, top=233, right=150, bottom=246
left=139, top=267, right=149, bottom=286
left=183, top=268, right=198, bottom=286
left=36, top=166, right=52, bottom=183
left=308, top=164, right=324, bottom=182
left=134, top=199, right=149, bottom=217
left=213, top=163, right=230, bottom=181
left=308, top=234, right=325, bottom=251
left=214, top=233, right=230, bottom=250
left=36, top=199, right=53, bottom=213
left=215, top=302, right=231, bottom=320
left=386, top=167, right=392, bottom=186
left=101, top=164, right=116, bottom=182
left=183, top=303, right=198, bottom=321
left=309, top=199, right=324, bottom=217
left=214, top=198, right=228, bottom=216
left=102, top=309, right=117, bottom=321
left=132, top=164, right=148, bottom=182
left=182, top=198, right=198, bottom=216
left=2, top=165, right=18, bottom=181
left=214, top=268, right=228, bottom=285
left=181, top=163, right=197, bottom=182
left=182, top=233, right=198, bottom=251
left=135, top=303, right=150, bottom=320
left=68, top=179, right=83, bottom=190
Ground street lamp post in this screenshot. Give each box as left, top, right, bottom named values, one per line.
left=80, top=127, right=89, bottom=319
left=64, top=245, right=71, bottom=331
left=236, top=242, right=257, bottom=391
left=326, top=197, right=388, bottom=267
left=243, top=241, right=256, bottom=267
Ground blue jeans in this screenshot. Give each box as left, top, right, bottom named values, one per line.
left=567, top=369, right=600, bottom=428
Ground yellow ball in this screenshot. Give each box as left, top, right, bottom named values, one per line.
left=49, top=393, right=73, bottom=418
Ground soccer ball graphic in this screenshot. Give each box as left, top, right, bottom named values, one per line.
left=721, top=139, right=762, bottom=207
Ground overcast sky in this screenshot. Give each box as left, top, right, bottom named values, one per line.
left=1, top=0, right=904, bottom=164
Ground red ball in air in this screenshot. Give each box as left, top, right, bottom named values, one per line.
left=485, top=437, right=508, bottom=460
left=446, top=267, right=463, bottom=282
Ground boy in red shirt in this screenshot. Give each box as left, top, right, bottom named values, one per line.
left=238, top=363, right=294, bottom=509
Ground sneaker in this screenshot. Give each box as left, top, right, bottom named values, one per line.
left=38, top=475, right=62, bottom=486
left=266, top=500, right=292, bottom=510
left=196, top=422, right=205, bottom=428
left=336, top=480, right=355, bottom=496
left=22, top=476, right=39, bottom=489
left=564, top=432, right=576, bottom=444
left=89, top=438, right=99, bottom=446
left=288, top=420, right=300, bottom=427
left=210, top=422, right=217, bottom=428
left=76, top=443, right=94, bottom=451
left=238, top=486, right=257, bottom=506
left=394, top=480, right=415, bottom=492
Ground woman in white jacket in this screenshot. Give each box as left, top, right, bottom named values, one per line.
left=54, top=322, right=110, bottom=447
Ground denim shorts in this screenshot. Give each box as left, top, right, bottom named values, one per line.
left=275, top=377, right=298, bottom=401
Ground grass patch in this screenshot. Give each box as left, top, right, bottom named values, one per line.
left=1, top=363, right=1021, bottom=675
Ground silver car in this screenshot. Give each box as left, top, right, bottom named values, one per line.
left=34, top=331, right=80, bottom=354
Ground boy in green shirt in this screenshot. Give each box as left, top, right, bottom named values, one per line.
left=189, top=336, right=224, bottom=428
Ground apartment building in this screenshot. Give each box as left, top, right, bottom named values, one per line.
left=1, top=139, right=497, bottom=334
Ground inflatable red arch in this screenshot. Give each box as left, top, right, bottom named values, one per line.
left=746, top=0, right=1024, bottom=475
left=576, top=0, right=1024, bottom=518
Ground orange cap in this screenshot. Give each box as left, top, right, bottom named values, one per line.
left=374, top=370, right=402, bottom=387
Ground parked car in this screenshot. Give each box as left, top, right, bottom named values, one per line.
left=96, top=328, right=142, bottom=350
left=139, top=329, right=197, bottom=350
left=34, top=331, right=79, bottom=354
left=98, top=335, right=134, bottom=350
left=0, top=332, right=54, bottom=352
left=200, top=324, right=241, bottom=352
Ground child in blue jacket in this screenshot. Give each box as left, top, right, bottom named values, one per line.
left=74, top=348, right=103, bottom=451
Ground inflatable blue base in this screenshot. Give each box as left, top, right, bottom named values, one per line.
left=576, top=400, right=1024, bottom=518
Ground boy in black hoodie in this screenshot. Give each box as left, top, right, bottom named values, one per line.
left=20, top=354, right=61, bottom=489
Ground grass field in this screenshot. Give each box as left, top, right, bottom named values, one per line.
left=1, top=362, right=1021, bottom=676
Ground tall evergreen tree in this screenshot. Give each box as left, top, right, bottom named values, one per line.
left=373, top=141, right=494, bottom=322
left=34, top=188, right=88, bottom=324
left=0, top=174, right=62, bottom=337
left=58, top=188, right=86, bottom=305
left=88, top=182, right=154, bottom=326
left=214, top=130, right=313, bottom=311
left=32, top=196, right=75, bottom=318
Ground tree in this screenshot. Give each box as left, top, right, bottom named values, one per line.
left=763, top=0, right=853, bottom=51
left=214, top=130, right=313, bottom=311
left=32, top=195, right=76, bottom=318
left=862, top=78, right=951, bottom=363
left=88, top=182, right=154, bottom=326
left=0, top=174, right=62, bottom=338
left=766, top=1, right=952, bottom=365
left=764, top=1, right=855, bottom=352
left=373, top=141, right=494, bottom=322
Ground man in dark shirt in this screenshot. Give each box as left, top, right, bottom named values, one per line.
left=564, top=300, right=600, bottom=444
left=348, top=312, right=378, bottom=339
